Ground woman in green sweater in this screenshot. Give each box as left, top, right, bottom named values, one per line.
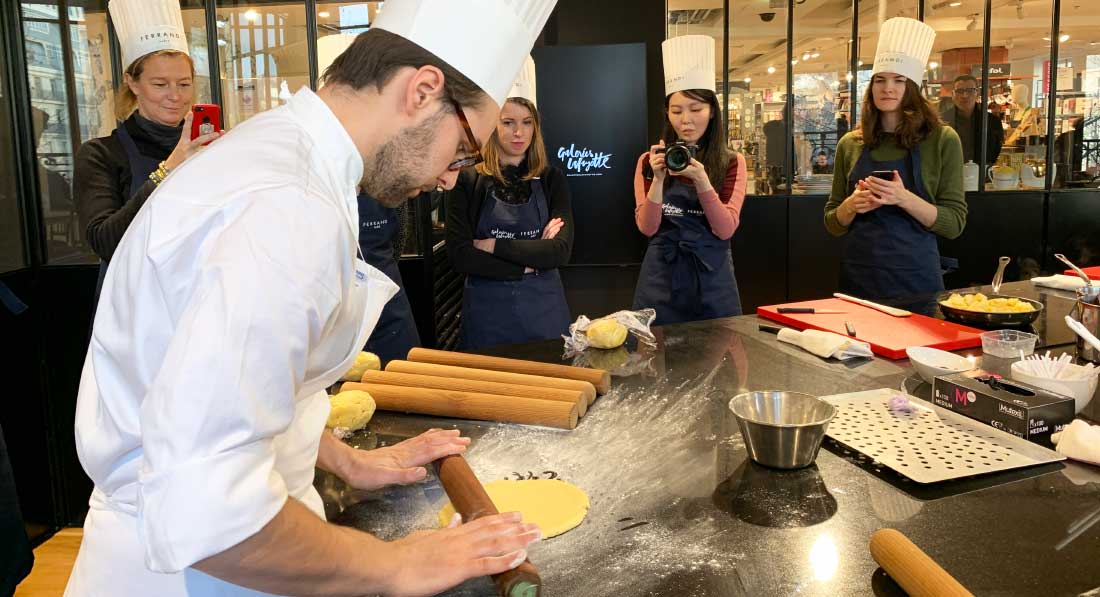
left=824, top=18, right=966, bottom=301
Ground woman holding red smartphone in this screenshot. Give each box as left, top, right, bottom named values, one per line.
left=73, top=0, right=222, bottom=305
left=824, top=18, right=966, bottom=302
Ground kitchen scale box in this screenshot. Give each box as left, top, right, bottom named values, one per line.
left=931, top=370, right=1075, bottom=447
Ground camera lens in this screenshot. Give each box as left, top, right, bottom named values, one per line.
left=665, top=146, right=689, bottom=172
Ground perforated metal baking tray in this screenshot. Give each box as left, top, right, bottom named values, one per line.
left=821, top=388, right=1065, bottom=484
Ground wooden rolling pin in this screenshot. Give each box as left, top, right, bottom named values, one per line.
left=359, top=369, right=587, bottom=416
left=408, top=347, right=611, bottom=395
left=434, top=454, right=542, bottom=597
left=870, top=529, right=974, bottom=597
left=346, top=382, right=578, bottom=430
left=386, top=360, right=598, bottom=406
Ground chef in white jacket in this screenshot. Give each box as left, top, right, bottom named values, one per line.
left=66, top=1, right=556, bottom=595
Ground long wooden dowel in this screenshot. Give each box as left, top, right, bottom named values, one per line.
left=343, top=382, right=577, bottom=430
left=359, top=369, right=587, bottom=416
left=870, top=529, right=974, bottom=597
left=407, top=347, right=611, bottom=395
left=434, top=455, right=542, bottom=597
left=386, top=360, right=597, bottom=406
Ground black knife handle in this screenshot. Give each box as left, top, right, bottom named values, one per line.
left=778, top=307, right=814, bottom=313
left=759, top=324, right=783, bottom=335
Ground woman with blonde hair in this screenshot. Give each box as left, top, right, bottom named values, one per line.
left=74, top=0, right=220, bottom=304
left=446, top=56, right=573, bottom=348
left=824, top=18, right=966, bottom=301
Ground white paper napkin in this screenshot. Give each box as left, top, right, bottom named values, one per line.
left=1031, top=274, right=1090, bottom=291
left=777, top=328, right=874, bottom=360
left=1052, top=419, right=1100, bottom=467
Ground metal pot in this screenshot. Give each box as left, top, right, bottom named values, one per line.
left=1072, top=286, right=1100, bottom=364
left=728, top=391, right=836, bottom=470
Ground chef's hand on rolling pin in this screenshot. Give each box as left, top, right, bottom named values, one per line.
left=836, top=181, right=878, bottom=226
left=384, top=512, right=541, bottom=596
left=163, top=111, right=222, bottom=171
left=339, top=428, right=470, bottom=492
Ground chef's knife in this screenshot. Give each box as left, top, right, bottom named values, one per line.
left=833, top=293, right=912, bottom=317
left=777, top=307, right=847, bottom=314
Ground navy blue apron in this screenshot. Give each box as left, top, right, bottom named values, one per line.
left=460, top=177, right=571, bottom=349
left=632, top=176, right=742, bottom=325
left=838, top=144, right=944, bottom=301
left=93, top=123, right=162, bottom=304
left=358, top=193, right=420, bottom=364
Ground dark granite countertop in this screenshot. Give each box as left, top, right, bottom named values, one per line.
left=318, top=280, right=1100, bottom=596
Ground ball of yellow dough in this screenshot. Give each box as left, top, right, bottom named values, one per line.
left=586, top=319, right=628, bottom=349
left=341, top=351, right=381, bottom=382
left=326, top=390, right=376, bottom=430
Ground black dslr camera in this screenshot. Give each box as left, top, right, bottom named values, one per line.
left=656, top=141, right=699, bottom=172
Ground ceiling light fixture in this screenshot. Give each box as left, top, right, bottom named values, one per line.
left=811, top=52, right=821, bottom=59
left=767, top=65, right=776, bottom=74
left=318, top=11, right=330, bottom=18
left=802, top=51, right=811, bottom=61
left=744, top=77, right=752, bottom=83
left=929, top=61, right=939, bottom=69
left=244, top=9, right=259, bottom=22
left=1060, top=34, right=1070, bottom=42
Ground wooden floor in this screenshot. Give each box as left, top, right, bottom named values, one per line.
left=14, top=528, right=82, bottom=597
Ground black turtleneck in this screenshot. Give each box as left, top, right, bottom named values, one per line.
left=73, top=111, right=181, bottom=262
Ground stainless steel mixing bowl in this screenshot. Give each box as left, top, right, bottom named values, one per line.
left=728, top=391, right=836, bottom=469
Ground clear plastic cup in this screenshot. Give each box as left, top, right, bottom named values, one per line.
left=980, top=329, right=1038, bottom=358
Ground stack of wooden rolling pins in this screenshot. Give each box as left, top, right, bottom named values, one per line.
left=339, top=348, right=612, bottom=430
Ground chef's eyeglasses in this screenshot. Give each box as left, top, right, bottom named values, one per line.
left=953, top=87, right=979, bottom=96
left=448, top=99, right=484, bottom=171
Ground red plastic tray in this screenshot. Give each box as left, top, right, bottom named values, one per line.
left=757, top=298, right=984, bottom=360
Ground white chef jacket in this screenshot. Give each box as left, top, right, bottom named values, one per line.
left=66, top=88, right=399, bottom=596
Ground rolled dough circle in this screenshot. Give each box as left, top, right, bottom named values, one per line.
left=438, top=479, right=589, bottom=538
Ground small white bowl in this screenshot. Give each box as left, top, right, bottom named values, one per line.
left=906, top=347, right=976, bottom=384
left=1010, top=361, right=1099, bottom=414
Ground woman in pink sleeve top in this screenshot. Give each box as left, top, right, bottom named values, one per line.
left=631, top=36, right=747, bottom=325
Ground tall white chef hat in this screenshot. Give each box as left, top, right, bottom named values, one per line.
left=507, top=55, right=537, bottom=107
left=317, top=33, right=358, bottom=78
left=662, top=35, right=716, bottom=96
left=872, top=17, right=936, bottom=85
left=373, top=0, right=556, bottom=108
left=108, top=0, right=189, bottom=71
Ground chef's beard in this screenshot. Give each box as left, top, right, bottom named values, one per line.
left=362, top=107, right=447, bottom=207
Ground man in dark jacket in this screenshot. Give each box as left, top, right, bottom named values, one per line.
left=941, top=74, right=1004, bottom=164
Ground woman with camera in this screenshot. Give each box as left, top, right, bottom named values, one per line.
left=632, top=35, right=747, bottom=326
left=824, top=18, right=966, bottom=302
left=446, top=56, right=573, bottom=349
left=74, top=0, right=221, bottom=307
